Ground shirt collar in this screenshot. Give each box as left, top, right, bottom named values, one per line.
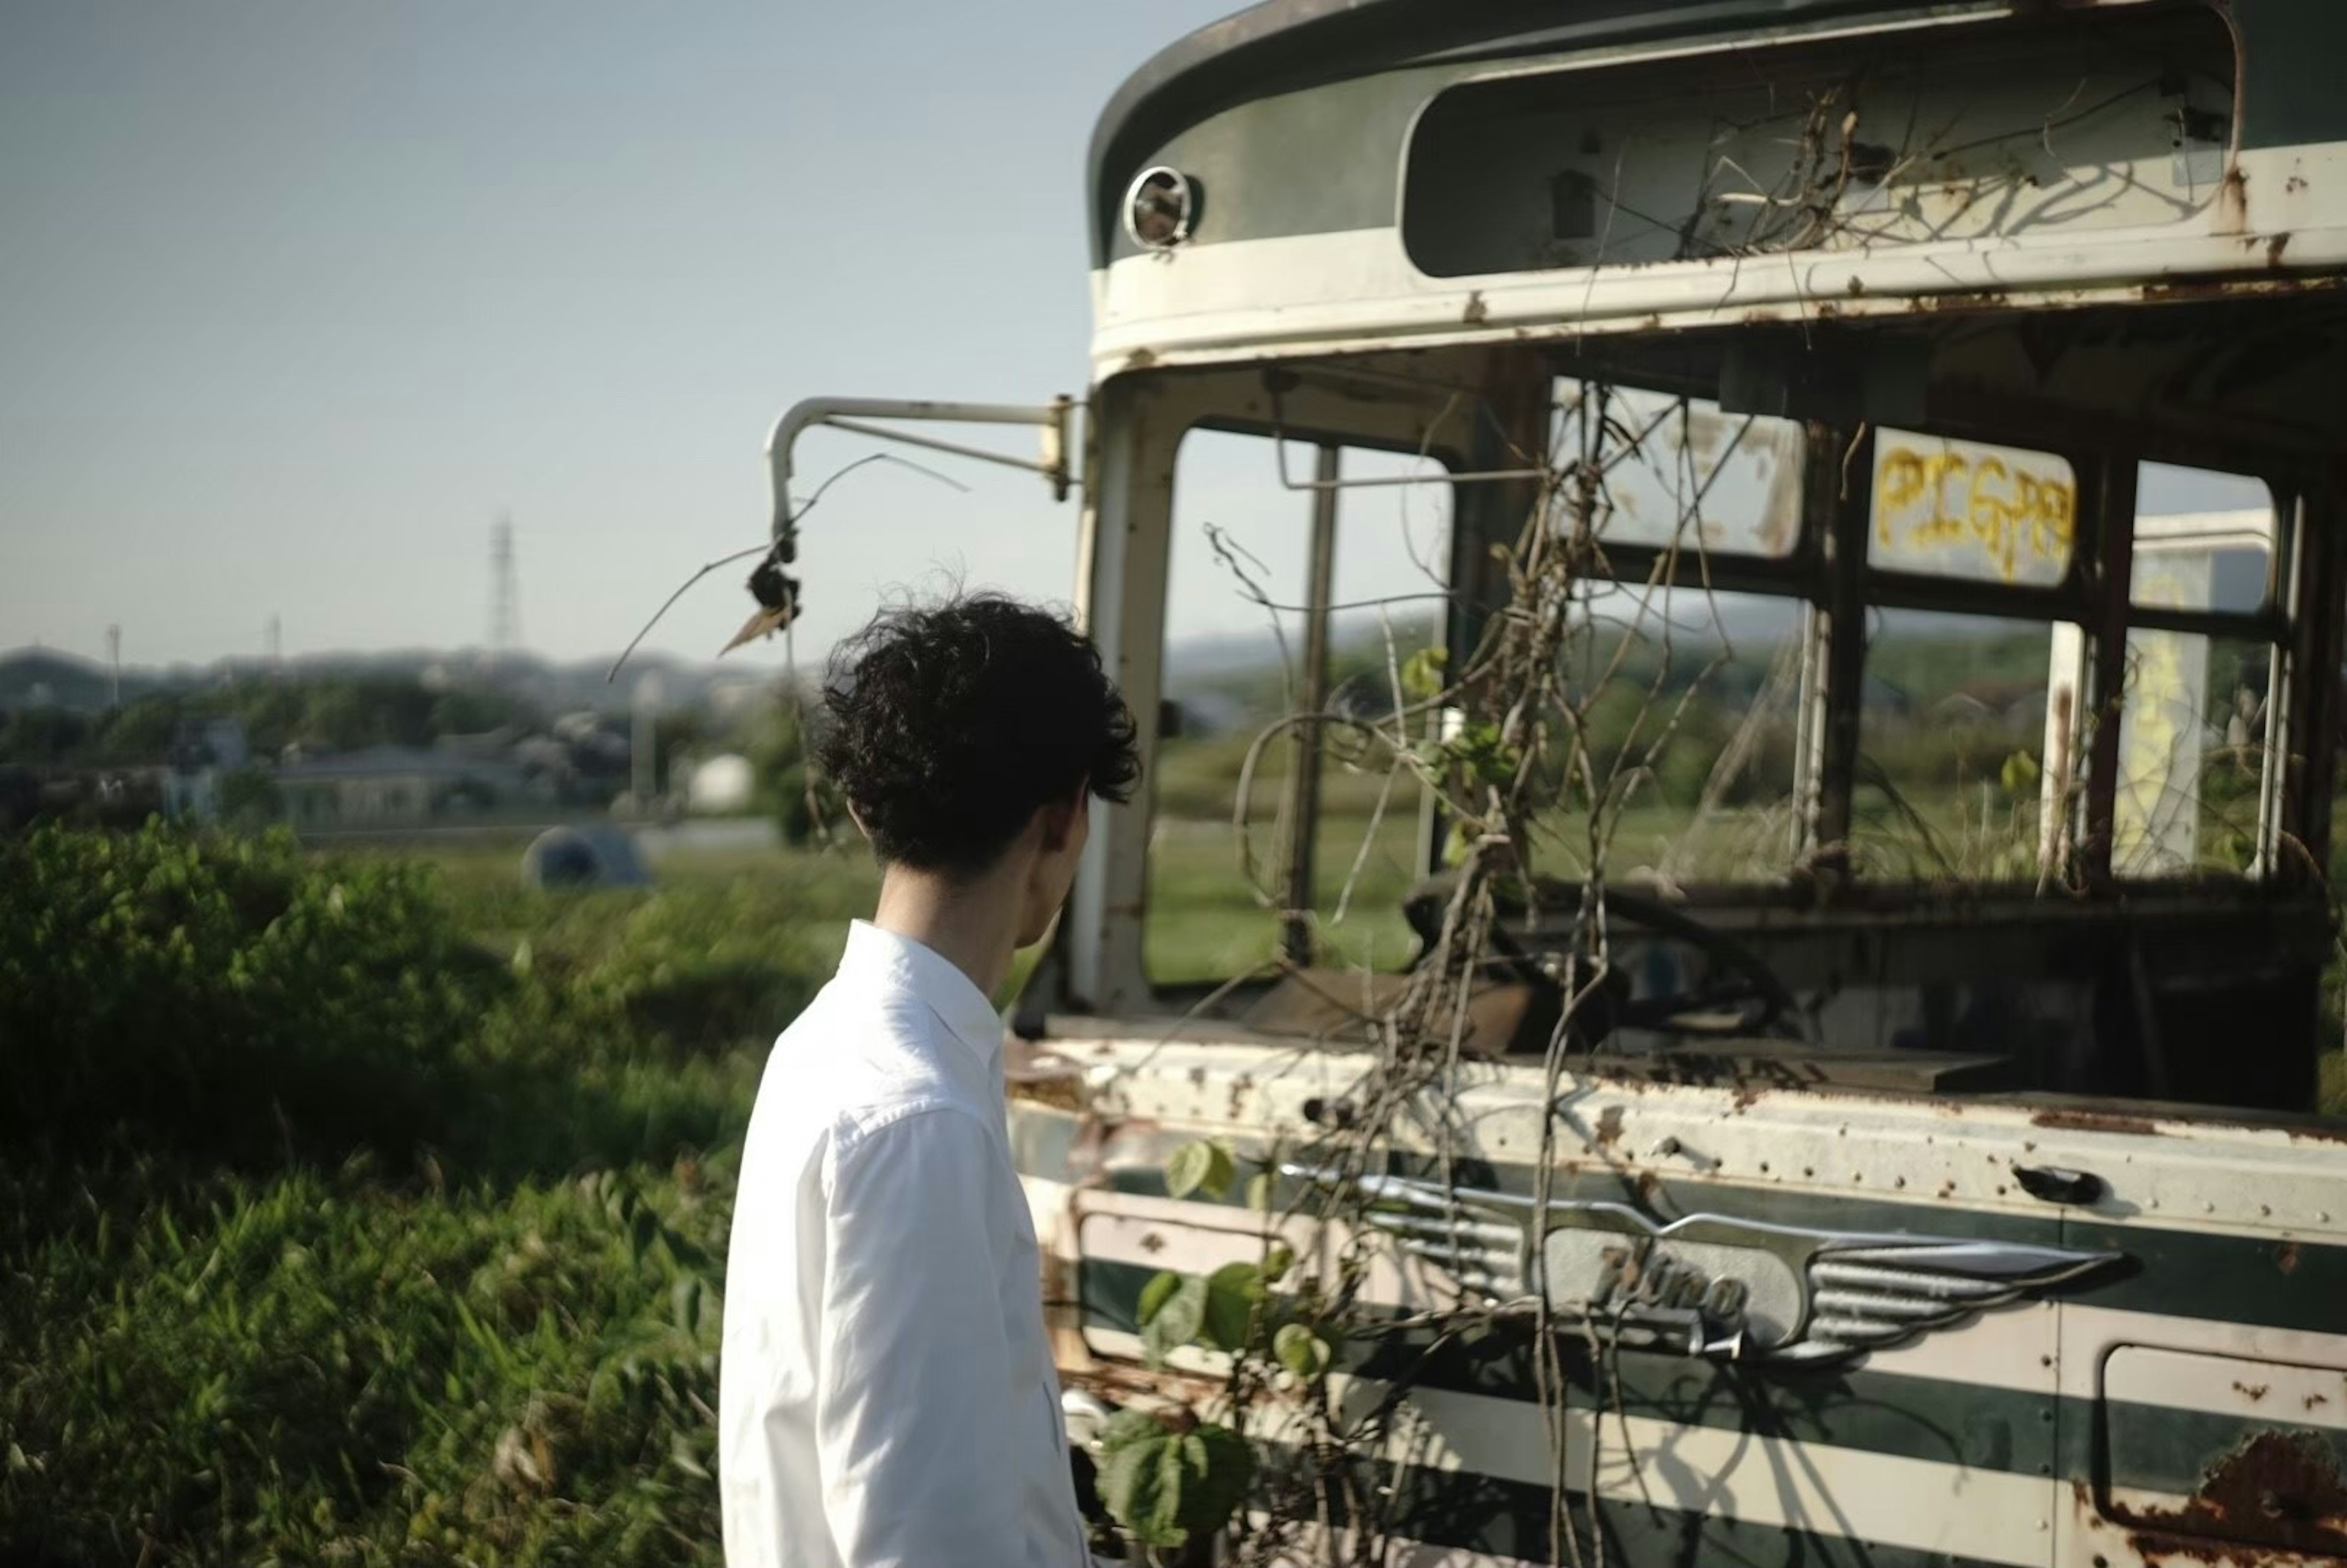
left=837, top=920, right=1004, bottom=1067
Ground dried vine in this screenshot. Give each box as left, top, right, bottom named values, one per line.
left=1115, top=376, right=1787, bottom=1567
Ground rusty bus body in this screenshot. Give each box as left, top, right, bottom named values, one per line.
left=760, top=1, right=2347, bottom=1561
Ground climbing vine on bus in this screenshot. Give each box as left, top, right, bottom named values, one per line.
left=1095, top=380, right=1790, bottom=1566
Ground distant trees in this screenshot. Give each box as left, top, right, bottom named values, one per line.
left=0, top=676, right=548, bottom=768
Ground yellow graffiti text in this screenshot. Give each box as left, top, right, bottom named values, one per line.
left=1876, top=446, right=2076, bottom=582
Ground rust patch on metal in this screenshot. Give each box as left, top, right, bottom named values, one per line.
left=1122, top=347, right=1159, bottom=372
left=2122, top=1431, right=2347, bottom=1562
left=1225, top=1073, right=1255, bottom=1120
left=2265, top=232, right=2291, bottom=266
left=1904, top=288, right=2010, bottom=314
left=2218, top=164, right=2249, bottom=233
left=1593, top=1106, right=1626, bottom=1151
left=2139, top=273, right=2344, bottom=306
left=2232, top=1381, right=2270, bottom=1404
left=1461, top=291, right=1489, bottom=326
left=2307, top=1393, right=2332, bottom=1413
left=2277, top=1241, right=2301, bottom=1276
left=1634, top=1170, right=1661, bottom=1205
left=1009, top=1074, right=1087, bottom=1114
left=1040, top=1245, right=1074, bottom=1313
left=1729, top=1086, right=1763, bottom=1114
left=1065, top=1359, right=1236, bottom=1410
left=2032, top=1108, right=2162, bottom=1137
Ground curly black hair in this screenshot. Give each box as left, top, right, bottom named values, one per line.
left=815, top=593, right=1140, bottom=873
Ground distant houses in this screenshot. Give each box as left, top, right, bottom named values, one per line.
left=275, top=745, right=531, bottom=826
left=160, top=716, right=252, bottom=821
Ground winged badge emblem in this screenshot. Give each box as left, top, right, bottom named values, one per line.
left=1294, top=1167, right=2125, bottom=1366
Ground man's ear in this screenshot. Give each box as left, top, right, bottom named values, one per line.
left=1037, top=781, right=1089, bottom=852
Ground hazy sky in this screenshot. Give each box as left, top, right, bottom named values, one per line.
left=0, top=0, right=1242, bottom=676
left=3, top=2, right=2278, bottom=683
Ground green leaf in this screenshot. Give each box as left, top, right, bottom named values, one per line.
left=1140, top=1275, right=1208, bottom=1366
left=1165, top=1139, right=1235, bottom=1202
left=1100, top=1431, right=1189, bottom=1548
left=2000, top=749, right=2041, bottom=795
left=1200, top=1262, right=1262, bottom=1353
left=1096, top=1407, right=1168, bottom=1459
left=1261, top=1242, right=1295, bottom=1283
left=1244, top=1170, right=1276, bottom=1212
left=1136, top=1269, right=1183, bottom=1330
left=670, top=1276, right=702, bottom=1336
left=1102, top=1420, right=1255, bottom=1546
left=1450, top=720, right=1520, bottom=788
left=1182, top=1422, right=1257, bottom=1539
left=1098, top=1435, right=1161, bottom=1541
left=1274, top=1321, right=1334, bottom=1381
left=1400, top=645, right=1449, bottom=702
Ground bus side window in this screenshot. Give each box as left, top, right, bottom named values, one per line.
left=1145, top=433, right=1449, bottom=986
left=1851, top=609, right=2079, bottom=884
left=2114, top=463, right=2283, bottom=879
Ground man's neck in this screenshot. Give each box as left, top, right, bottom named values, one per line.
left=870, top=863, right=1020, bottom=1002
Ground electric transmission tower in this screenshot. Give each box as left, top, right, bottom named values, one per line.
left=490, top=515, right=521, bottom=659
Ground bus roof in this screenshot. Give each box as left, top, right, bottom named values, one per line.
left=1089, top=0, right=1996, bottom=265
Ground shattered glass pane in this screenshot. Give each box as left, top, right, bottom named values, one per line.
left=1553, top=381, right=1803, bottom=558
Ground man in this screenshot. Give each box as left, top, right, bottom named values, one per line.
left=719, top=592, right=1140, bottom=1567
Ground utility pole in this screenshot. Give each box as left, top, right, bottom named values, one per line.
left=106, top=624, right=121, bottom=708
left=490, top=515, right=521, bottom=662
left=631, top=672, right=662, bottom=806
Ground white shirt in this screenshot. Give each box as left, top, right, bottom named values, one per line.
left=719, top=920, right=1090, bottom=1568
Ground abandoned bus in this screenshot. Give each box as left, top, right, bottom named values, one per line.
left=755, top=1, right=2347, bottom=1562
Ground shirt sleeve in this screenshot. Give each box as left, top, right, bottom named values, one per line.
left=815, top=1105, right=1024, bottom=1567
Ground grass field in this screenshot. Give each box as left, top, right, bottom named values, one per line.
left=4, top=815, right=2341, bottom=1564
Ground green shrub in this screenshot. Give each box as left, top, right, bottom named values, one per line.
left=0, top=826, right=811, bottom=1564
left=0, top=822, right=502, bottom=1168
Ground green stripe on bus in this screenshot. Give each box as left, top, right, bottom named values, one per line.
left=1091, top=1251, right=2344, bottom=1528
left=1013, top=1104, right=2345, bottom=1338
left=1080, top=1256, right=2059, bottom=1480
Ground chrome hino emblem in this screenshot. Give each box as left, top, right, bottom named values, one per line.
left=1294, top=1168, right=2124, bottom=1365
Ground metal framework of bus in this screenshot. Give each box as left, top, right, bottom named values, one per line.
left=760, top=2, right=2347, bottom=1564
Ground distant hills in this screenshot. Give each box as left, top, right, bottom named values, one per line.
left=12, top=628, right=1448, bottom=719
left=0, top=645, right=790, bottom=717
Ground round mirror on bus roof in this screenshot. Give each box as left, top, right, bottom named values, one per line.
left=1124, top=166, right=1198, bottom=250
